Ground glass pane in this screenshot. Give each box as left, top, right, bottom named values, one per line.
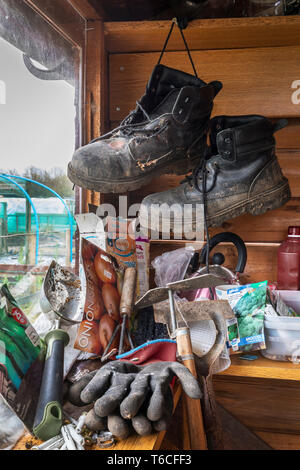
left=0, top=0, right=82, bottom=316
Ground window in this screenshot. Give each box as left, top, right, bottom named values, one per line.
left=0, top=0, right=83, bottom=316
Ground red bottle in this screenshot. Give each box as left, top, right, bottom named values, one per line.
left=277, top=226, right=300, bottom=290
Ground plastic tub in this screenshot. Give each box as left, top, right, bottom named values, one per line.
left=262, top=315, right=300, bottom=362
left=277, top=290, right=300, bottom=315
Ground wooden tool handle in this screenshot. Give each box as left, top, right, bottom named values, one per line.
left=176, top=328, right=198, bottom=376
left=120, top=267, right=137, bottom=317
left=176, top=327, right=207, bottom=450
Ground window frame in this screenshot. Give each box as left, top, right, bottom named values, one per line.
left=18, top=0, right=106, bottom=272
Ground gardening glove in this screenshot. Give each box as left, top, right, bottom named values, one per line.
left=68, top=360, right=201, bottom=437
left=82, top=408, right=132, bottom=441
left=77, top=361, right=140, bottom=415
left=119, top=361, right=201, bottom=421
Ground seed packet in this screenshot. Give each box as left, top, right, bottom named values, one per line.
left=227, top=281, right=267, bottom=352
left=0, top=284, right=44, bottom=431
left=226, top=317, right=240, bottom=352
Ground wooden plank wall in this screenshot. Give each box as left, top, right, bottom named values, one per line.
left=103, top=17, right=300, bottom=285
left=213, top=375, right=300, bottom=450
left=80, top=16, right=300, bottom=450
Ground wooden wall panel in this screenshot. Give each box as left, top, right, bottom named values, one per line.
left=104, top=17, right=300, bottom=54
left=150, top=241, right=278, bottom=285
left=105, top=17, right=300, bottom=286
left=110, top=47, right=300, bottom=121
left=256, top=432, right=300, bottom=450
left=108, top=42, right=300, bottom=254
left=276, top=120, right=300, bottom=149
left=101, top=16, right=300, bottom=450
left=279, top=151, right=300, bottom=196
left=214, top=376, right=300, bottom=435
left=211, top=199, right=300, bottom=244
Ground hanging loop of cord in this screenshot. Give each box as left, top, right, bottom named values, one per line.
left=194, top=161, right=214, bottom=299
left=157, top=18, right=198, bottom=78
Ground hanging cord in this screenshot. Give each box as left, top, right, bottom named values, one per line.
left=91, top=19, right=197, bottom=145
left=178, top=26, right=198, bottom=78
left=157, top=19, right=175, bottom=65
left=202, top=168, right=214, bottom=300
left=157, top=18, right=198, bottom=78
left=202, top=167, right=210, bottom=274
left=193, top=160, right=214, bottom=300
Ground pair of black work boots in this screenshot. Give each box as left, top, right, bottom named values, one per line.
left=68, top=64, right=291, bottom=231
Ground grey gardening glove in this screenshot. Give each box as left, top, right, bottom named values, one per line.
left=68, top=360, right=201, bottom=438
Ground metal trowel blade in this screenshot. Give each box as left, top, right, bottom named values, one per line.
left=40, top=260, right=82, bottom=324
left=135, top=274, right=226, bottom=309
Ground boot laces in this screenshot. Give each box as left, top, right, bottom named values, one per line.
left=90, top=101, right=152, bottom=143
left=182, top=147, right=218, bottom=193
left=182, top=149, right=218, bottom=295
left=121, top=101, right=151, bottom=127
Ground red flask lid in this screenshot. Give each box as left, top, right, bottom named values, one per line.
left=288, top=226, right=300, bottom=236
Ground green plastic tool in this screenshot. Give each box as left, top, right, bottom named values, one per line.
left=33, top=261, right=81, bottom=441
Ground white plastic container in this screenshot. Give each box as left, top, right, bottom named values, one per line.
left=262, top=315, right=300, bottom=362
left=277, top=290, right=300, bottom=315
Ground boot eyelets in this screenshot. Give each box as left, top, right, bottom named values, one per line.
left=224, top=150, right=231, bottom=155
left=185, top=97, right=190, bottom=103
left=225, top=137, right=231, bottom=144
left=178, top=109, right=183, bottom=115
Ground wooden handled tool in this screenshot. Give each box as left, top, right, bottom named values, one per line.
left=120, top=267, right=137, bottom=317
left=119, top=267, right=137, bottom=355
left=176, top=327, right=207, bottom=450
left=167, top=288, right=207, bottom=450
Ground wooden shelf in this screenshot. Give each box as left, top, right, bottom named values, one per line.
left=14, top=384, right=182, bottom=451
left=104, top=16, right=300, bottom=54
left=218, top=354, right=300, bottom=381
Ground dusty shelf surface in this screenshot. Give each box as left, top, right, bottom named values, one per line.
left=218, top=354, right=300, bottom=381
left=13, top=385, right=182, bottom=451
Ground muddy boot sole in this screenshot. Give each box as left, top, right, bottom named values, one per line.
left=207, top=178, right=291, bottom=228
left=68, top=155, right=200, bottom=193
left=139, top=178, right=291, bottom=235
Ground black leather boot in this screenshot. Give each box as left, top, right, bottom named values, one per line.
left=68, top=64, right=222, bottom=193
left=139, top=115, right=291, bottom=233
